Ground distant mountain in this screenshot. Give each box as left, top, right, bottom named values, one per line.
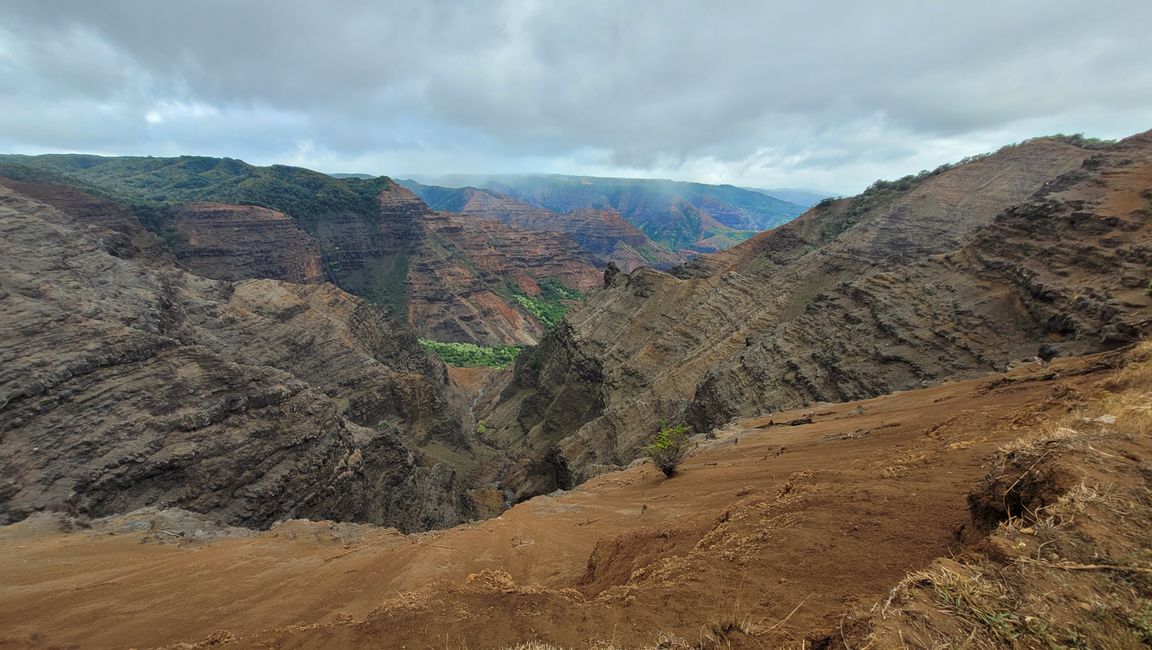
left=328, top=172, right=377, bottom=180
left=399, top=180, right=686, bottom=271
left=0, top=154, right=602, bottom=345
left=743, top=187, right=837, bottom=207
left=410, top=173, right=806, bottom=253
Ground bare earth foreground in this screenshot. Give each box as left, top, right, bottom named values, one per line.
left=1, top=350, right=1149, bottom=649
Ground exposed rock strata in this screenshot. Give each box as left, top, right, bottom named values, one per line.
left=0, top=182, right=473, bottom=531
left=170, top=202, right=325, bottom=283
left=450, top=188, right=685, bottom=271
left=480, top=135, right=1152, bottom=497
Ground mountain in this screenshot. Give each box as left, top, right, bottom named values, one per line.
left=400, top=180, right=686, bottom=271
left=410, top=173, right=807, bottom=253
left=0, top=155, right=603, bottom=346
left=476, top=133, right=1152, bottom=499
left=0, top=177, right=479, bottom=532
left=743, top=186, right=837, bottom=207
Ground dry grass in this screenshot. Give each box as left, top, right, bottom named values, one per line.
left=866, top=340, right=1152, bottom=649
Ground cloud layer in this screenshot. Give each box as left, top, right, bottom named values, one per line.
left=1, top=0, right=1149, bottom=192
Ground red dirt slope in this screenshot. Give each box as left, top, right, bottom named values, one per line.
left=0, top=352, right=1134, bottom=649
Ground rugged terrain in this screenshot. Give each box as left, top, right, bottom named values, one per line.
left=1, top=347, right=1148, bottom=648
left=408, top=173, right=806, bottom=253
left=0, top=155, right=605, bottom=346
left=402, top=181, right=686, bottom=271
left=0, top=180, right=477, bottom=532
left=479, top=134, right=1152, bottom=498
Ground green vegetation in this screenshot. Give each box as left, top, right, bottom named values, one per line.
left=644, top=423, right=694, bottom=477
left=418, top=339, right=522, bottom=368
left=0, top=153, right=410, bottom=311
left=514, top=279, right=584, bottom=329
left=1040, top=133, right=1115, bottom=150
left=0, top=154, right=391, bottom=228
left=475, top=420, right=487, bottom=434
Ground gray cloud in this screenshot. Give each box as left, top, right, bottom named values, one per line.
left=0, top=0, right=1149, bottom=192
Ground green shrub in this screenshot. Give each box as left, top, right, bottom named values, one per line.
left=645, top=423, right=694, bottom=477
left=418, top=339, right=522, bottom=368
left=513, top=279, right=585, bottom=329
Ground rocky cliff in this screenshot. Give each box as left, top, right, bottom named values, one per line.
left=407, top=206, right=602, bottom=345
left=479, top=134, right=1152, bottom=499
left=0, top=180, right=475, bottom=532
left=0, top=156, right=606, bottom=347
left=170, top=202, right=326, bottom=284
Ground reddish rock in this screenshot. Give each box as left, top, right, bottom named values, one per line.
left=171, top=202, right=325, bottom=284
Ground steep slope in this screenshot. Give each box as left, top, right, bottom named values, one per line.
left=412, top=173, right=807, bottom=253
left=406, top=204, right=603, bottom=345
left=1, top=350, right=1144, bottom=649
left=169, top=202, right=326, bottom=283
left=402, top=181, right=686, bottom=271
left=479, top=134, right=1151, bottom=498
left=0, top=180, right=474, bottom=532
left=0, top=155, right=605, bottom=346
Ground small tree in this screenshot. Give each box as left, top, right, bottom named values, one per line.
left=645, top=423, right=693, bottom=477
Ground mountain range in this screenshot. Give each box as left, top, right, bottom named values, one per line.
left=402, top=174, right=807, bottom=253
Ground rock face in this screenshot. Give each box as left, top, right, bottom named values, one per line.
left=479, top=134, right=1152, bottom=498
left=0, top=157, right=608, bottom=346
left=0, top=180, right=474, bottom=532
left=405, top=200, right=604, bottom=346
left=170, top=202, right=325, bottom=283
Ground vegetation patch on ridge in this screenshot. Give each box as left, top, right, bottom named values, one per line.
left=514, top=279, right=584, bottom=329
left=418, top=339, right=522, bottom=367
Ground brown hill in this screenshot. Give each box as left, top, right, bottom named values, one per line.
left=479, top=134, right=1151, bottom=498
left=0, top=180, right=476, bottom=532
left=1, top=348, right=1146, bottom=648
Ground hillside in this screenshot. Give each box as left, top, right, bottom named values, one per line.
left=0, top=179, right=479, bottom=532
left=402, top=180, right=686, bottom=271
left=1, top=347, right=1147, bottom=648
left=410, top=173, right=807, bottom=253
left=477, top=133, right=1151, bottom=498
left=0, top=155, right=604, bottom=346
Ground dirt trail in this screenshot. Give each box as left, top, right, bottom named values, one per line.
left=0, top=354, right=1122, bottom=649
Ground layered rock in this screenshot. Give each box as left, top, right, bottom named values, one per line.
left=407, top=208, right=602, bottom=345
left=479, top=134, right=1152, bottom=498
left=170, top=202, right=325, bottom=283
left=0, top=182, right=473, bottom=531
left=453, top=189, right=684, bottom=271
left=0, top=176, right=171, bottom=263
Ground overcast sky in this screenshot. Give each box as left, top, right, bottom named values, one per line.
left=0, top=1, right=1148, bottom=194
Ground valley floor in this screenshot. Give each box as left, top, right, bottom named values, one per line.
left=1, top=349, right=1148, bottom=649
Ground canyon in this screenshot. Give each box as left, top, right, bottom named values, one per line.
left=0, top=131, right=1149, bottom=648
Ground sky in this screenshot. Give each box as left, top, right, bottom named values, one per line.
left=0, top=1, right=1149, bottom=194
